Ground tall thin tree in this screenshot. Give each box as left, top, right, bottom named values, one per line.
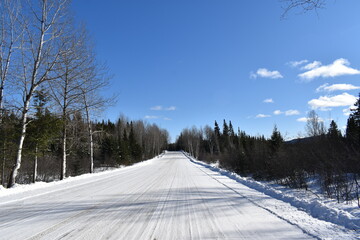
left=8, top=0, right=71, bottom=187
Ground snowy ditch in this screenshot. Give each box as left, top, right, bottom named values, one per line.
left=183, top=152, right=360, bottom=233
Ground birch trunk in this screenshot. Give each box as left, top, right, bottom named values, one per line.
left=59, top=68, right=69, bottom=180
left=0, top=0, right=18, bottom=119
left=33, top=144, right=38, bottom=183
left=86, top=109, right=94, bottom=173
left=8, top=98, right=31, bottom=187
left=60, top=110, right=67, bottom=180
left=1, top=142, right=5, bottom=186
left=8, top=1, right=46, bottom=187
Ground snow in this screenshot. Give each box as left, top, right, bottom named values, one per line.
left=186, top=153, right=360, bottom=232
left=0, top=152, right=358, bottom=239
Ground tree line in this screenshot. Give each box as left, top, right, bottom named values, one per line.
left=173, top=93, right=360, bottom=205
left=1, top=109, right=169, bottom=187
left=0, top=0, right=169, bottom=188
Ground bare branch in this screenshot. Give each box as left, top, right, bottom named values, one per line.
left=281, top=0, right=326, bottom=19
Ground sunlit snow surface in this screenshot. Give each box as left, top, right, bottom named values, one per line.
left=0, top=152, right=358, bottom=239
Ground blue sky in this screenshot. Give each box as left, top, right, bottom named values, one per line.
left=71, top=0, right=360, bottom=142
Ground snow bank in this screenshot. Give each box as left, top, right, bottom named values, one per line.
left=0, top=156, right=158, bottom=201
left=184, top=153, right=360, bottom=231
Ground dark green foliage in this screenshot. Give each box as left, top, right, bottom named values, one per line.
left=176, top=112, right=360, bottom=203
left=214, top=121, right=220, bottom=138
left=128, top=122, right=142, bottom=162
left=0, top=106, right=169, bottom=186
left=222, top=120, right=229, bottom=137
left=346, top=117, right=358, bottom=144
left=27, top=90, right=62, bottom=151
left=346, top=93, right=360, bottom=146
left=0, top=111, right=19, bottom=185
left=270, top=125, right=283, bottom=153
left=328, top=120, right=342, bottom=139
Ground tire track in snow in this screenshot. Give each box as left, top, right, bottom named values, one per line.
left=188, top=156, right=326, bottom=240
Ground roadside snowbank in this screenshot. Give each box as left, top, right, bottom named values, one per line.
left=184, top=153, right=360, bottom=231
left=0, top=157, right=158, bottom=202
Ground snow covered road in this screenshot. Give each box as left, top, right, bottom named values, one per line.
left=0, top=152, right=357, bottom=239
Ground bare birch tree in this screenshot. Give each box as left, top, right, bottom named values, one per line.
left=8, top=0, right=70, bottom=187
left=0, top=0, right=21, bottom=117
left=306, top=110, right=326, bottom=137
left=0, top=0, right=22, bottom=187
left=49, top=26, right=90, bottom=180
left=80, top=62, right=111, bottom=174
left=281, top=0, right=325, bottom=18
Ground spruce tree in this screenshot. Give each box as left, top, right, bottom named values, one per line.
left=214, top=121, right=220, bottom=138
left=229, top=121, right=235, bottom=137
left=27, top=90, right=61, bottom=183
left=327, top=120, right=342, bottom=138
left=270, top=125, right=283, bottom=153
left=222, top=119, right=229, bottom=137
left=120, top=129, right=130, bottom=164
left=346, top=93, right=360, bottom=145
left=214, top=121, right=221, bottom=154
left=129, top=122, right=142, bottom=162
left=221, top=120, right=230, bottom=152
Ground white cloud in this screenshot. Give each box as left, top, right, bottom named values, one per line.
left=251, top=68, right=283, bottom=79
left=273, top=110, right=283, bottom=115
left=288, top=60, right=308, bottom=68
left=302, top=61, right=322, bottom=70
left=308, top=92, right=357, bottom=110
left=273, top=109, right=300, bottom=116
left=165, top=106, right=176, bottom=111
left=250, top=72, right=257, bottom=79
left=145, top=115, right=160, bottom=119
left=256, top=114, right=271, bottom=118
left=297, top=116, right=324, bottom=123
left=285, top=110, right=300, bottom=116
left=263, top=98, right=274, bottom=103
left=150, top=105, right=176, bottom=111
left=343, top=107, right=352, bottom=116
left=299, top=58, right=360, bottom=81
left=316, top=83, right=360, bottom=92
left=150, top=105, right=163, bottom=111
left=163, top=117, right=172, bottom=121
left=297, top=117, right=308, bottom=122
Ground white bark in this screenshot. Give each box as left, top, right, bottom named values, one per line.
left=8, top=0, right=69, bottom=187
left=2, top=142, right=5, bottom=186
left=33, top=144, right=38, bottom=183
left=83, top=93, right=94, bottom=173
left=61, top=122, right=66, bottom=180
left=9, top=98, right=31, bottom=187
left=86, top=109, right=94, bottom=174
left=0, top=0, right=21, bottom=120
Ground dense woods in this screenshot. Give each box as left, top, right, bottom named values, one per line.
left=0, top=0, right=169, bottom=187
left=174, top=93, right=360, bottom=205
left=0, top=110, right=169, bottom=187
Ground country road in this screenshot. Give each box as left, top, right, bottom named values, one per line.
left=0, top=152, right=348, bottom=239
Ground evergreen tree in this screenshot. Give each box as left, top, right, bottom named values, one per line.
left=120, top=129, right=130, bottom=164
left=222, top=119, right=229, bottom=137
left=0, top=111, right=18, bottom=186
left=128, top=122, right=142, bottom=162
left=327, top=120, right=342, bottom=138
left=229, top=121, right=235, bottom=137
left=214, top=121, right=221, bottom=154
left=221, top=119, right=230, bottom=152
left=352, top=93, right=360, bottom=124
left=214, top=121, right=220, bottom=138
left=270, top=125, right=283, bottom=153
left=27, top=90, right=61, bottom=183
left=346, top=93, right=360, bottom=145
